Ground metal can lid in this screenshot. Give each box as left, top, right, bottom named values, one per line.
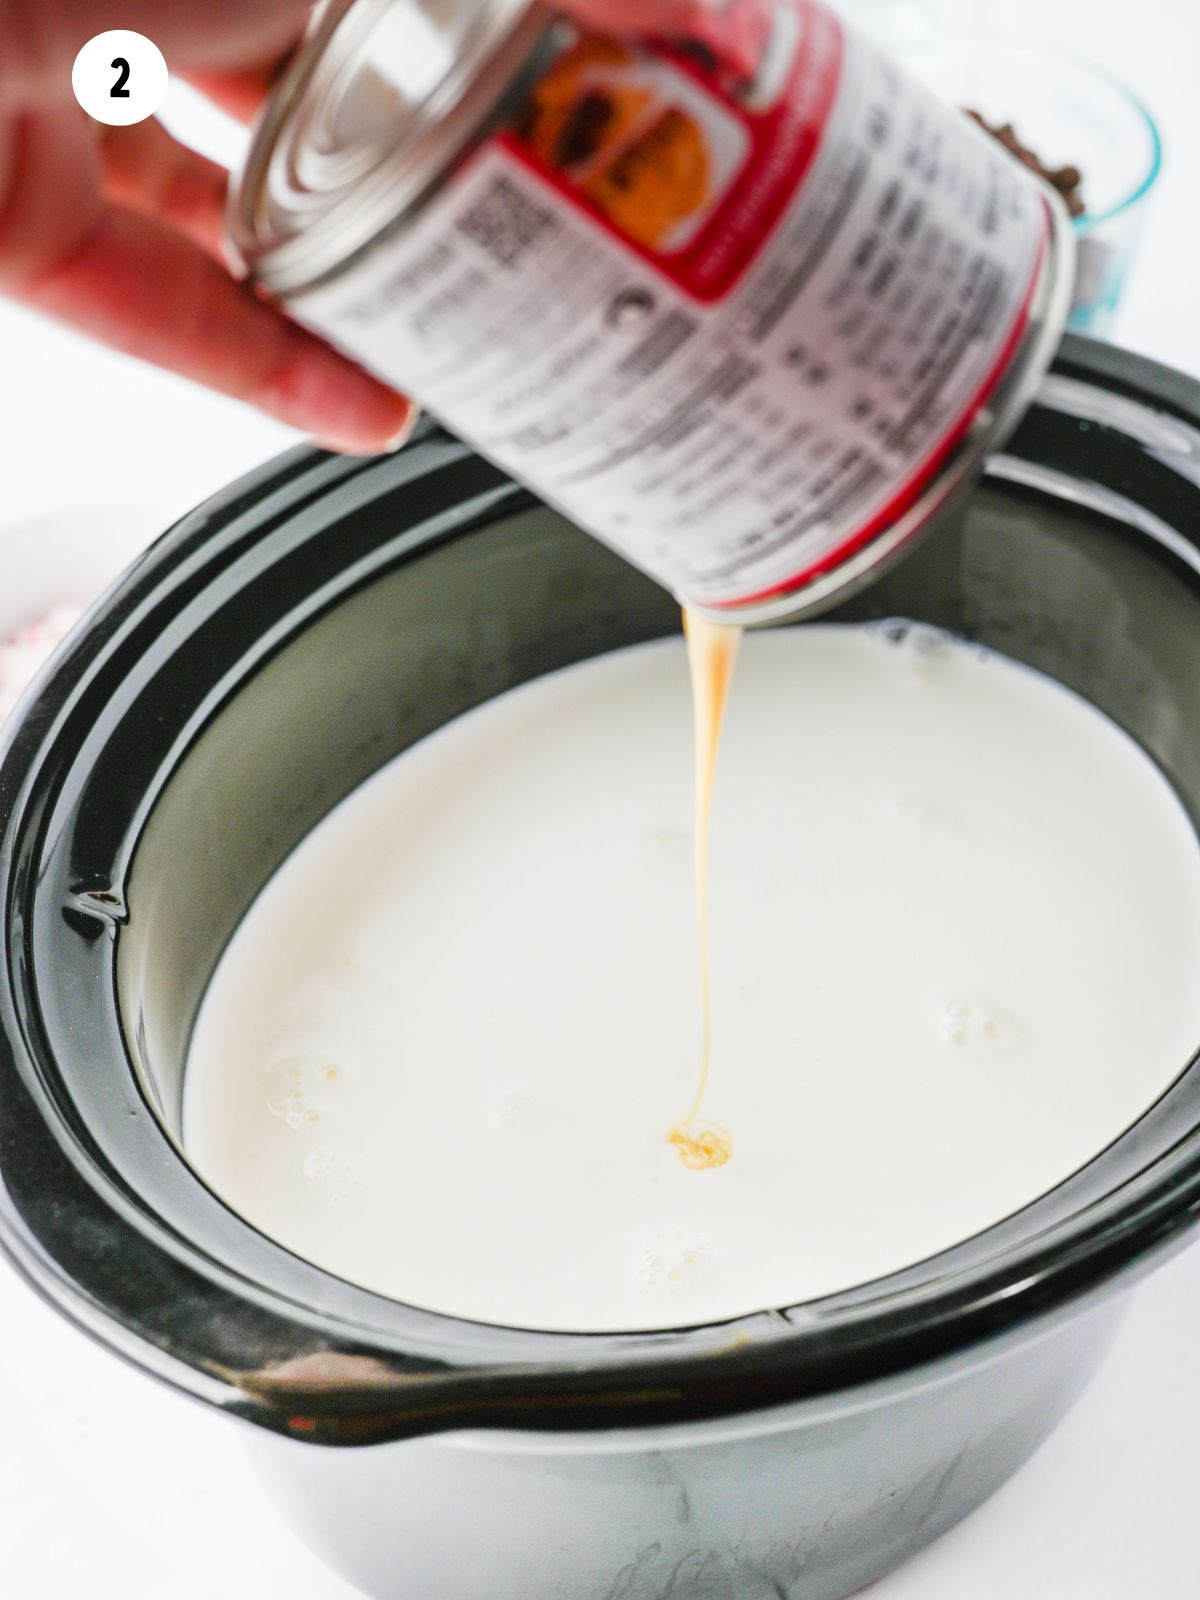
left=228, top=0, right=558, bottom=295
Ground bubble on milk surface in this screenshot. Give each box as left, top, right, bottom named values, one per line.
left=636, top=1229, right=706, bottom=1289
left=870, top=618, right=952, bottom=654
left=267, top=1050, right=348, bottom=1130
left=491, top=1090, right=534, bottom=1129
left=632, top=825, right=688, bottom=865
left=879, top=794, right=964, bottom=836
left=276, top=956, right=368, bottom=1028
left=869, top=618, right=971, bottom=683
left=939, top=997, right=1030, bottom=1059
left=325, top=952, right=369, bottom=991
left=302, top=1144, right=371, bottom=1200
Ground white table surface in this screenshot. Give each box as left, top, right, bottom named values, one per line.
left=3, top=1, right=1200, bottom=1594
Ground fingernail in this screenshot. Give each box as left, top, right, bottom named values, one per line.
left=381, top=403, right=421, bottom=452
left=314, top=400, right=420, bottom=456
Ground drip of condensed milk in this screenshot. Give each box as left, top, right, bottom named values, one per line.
left=669, top=610, right=742, bottom=1171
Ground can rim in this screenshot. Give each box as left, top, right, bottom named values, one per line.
left=228, top=0, right=559, bottom=294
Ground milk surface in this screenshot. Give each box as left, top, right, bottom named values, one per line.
left=183, top=625, right=1200, bottom=1331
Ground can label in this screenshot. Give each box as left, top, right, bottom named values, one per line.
left=290, top=0, right=1050, bottom=608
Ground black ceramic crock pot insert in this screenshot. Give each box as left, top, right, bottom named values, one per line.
left=3, top=335, right=1200, bottom=1445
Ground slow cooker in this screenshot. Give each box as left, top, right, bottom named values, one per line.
left=3, top=335, right=1200, bottom=1600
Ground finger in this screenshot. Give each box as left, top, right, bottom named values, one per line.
left=99, top=117, right=229, bottom=260
left=0, top=103, right=103, bottom=287
left=18, top=202, right=415, bottom=452
left=0, top=0, right=309, bottom=100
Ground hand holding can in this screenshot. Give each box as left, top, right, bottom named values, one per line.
left=0, top=0, right=761, bottom=454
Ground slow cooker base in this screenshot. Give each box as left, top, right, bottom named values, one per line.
left=248, top=1299, right=1124, bottom=1600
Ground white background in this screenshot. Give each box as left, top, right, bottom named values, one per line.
left=2, top=1, right=1200, bottom=1595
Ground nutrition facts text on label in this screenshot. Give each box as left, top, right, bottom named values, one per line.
left=294, top=1, right=1048, bottom=606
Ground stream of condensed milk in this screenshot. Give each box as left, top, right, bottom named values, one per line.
left=669, top=611, right=742, bottom=1171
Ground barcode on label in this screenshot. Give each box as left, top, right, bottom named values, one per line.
left=456, top=176, right=557, bottom=268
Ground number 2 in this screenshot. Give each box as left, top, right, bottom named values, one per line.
left=110, top=57, right=131, bottom=98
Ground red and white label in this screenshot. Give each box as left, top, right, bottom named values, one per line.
left=499, top=1, right=845, bottom=301
left=291, top=0, right=1051, bottom=609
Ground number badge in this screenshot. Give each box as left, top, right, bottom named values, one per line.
left=72, top=31, right=168, bottom=127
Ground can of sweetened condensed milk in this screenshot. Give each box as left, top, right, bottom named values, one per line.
left=229, top=0, right=1074, bottom=622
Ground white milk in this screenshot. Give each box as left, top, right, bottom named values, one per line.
left=183, top=625, right=1200, bottom=1332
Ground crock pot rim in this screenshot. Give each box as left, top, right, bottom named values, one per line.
left=4, top=334, right=1200, bottom=1447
